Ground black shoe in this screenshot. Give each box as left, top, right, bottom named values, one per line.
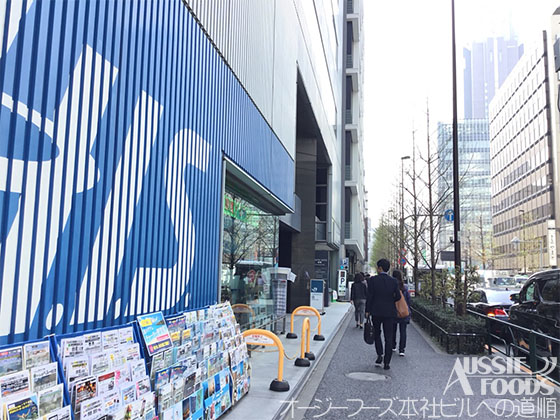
left=359, top=325, right=363, bottom=329
left=356, top=324, right=359, bottom=328
left=375, top=356, right=383, bottom=366
left=383, top=364, right=390, bottom=370
left=399, top=351, right=405, bottom=357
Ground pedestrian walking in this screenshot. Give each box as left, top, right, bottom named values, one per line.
left=351, top=272, right=367, bottom=328
left=391, top=270, right=411, bottom=357
left=365, top=259, right=400, bottom=370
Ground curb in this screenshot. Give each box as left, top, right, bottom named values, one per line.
left=271, top=306, right=353, bottom=420
left=410, top=320, right=450, bottom=356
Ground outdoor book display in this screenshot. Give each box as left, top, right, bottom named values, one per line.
left=136, top=303, right=251, bottom=420
left=0, top=338, right=70, bottom=420
left=54, top=325, right=153, bottom=420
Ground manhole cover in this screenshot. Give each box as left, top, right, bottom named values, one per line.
left=346, top=372, right=389, bottom=382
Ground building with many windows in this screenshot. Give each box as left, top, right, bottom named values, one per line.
left=464, top=37, right=524, bottom=119
left=437, top=120, right=492, bottom=268
left=489, top=31, right=560, bottom=272
left=343, top=0, right=368, bottom=274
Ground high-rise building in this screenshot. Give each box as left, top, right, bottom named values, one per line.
left=489, top=31, right=560, bottom=272
left=464, top=37, right=524, bottom=119
left=437, top=120, right=492, bottom=268
left=343, top=0, right=368, bottom=274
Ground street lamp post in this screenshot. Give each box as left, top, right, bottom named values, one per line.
left=400, top=156, right=411, bottom=271
left=519, top=209, right=526, bottom=274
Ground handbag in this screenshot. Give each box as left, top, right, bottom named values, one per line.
left=396, top=290, right=410, bottom=318
left=363, top=315, right=375, bottom=345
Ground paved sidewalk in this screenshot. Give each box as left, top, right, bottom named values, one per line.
left=288, top=319, right=559, bottom=420
left=222, top=302, right=352, bottom=420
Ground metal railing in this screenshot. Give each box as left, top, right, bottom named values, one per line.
left=467, top=309, right=560, bottom=386
left=410, top=306, right=485, bottom=354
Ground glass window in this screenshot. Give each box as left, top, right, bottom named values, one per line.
left=540, top=279, right=560, bottom=302
left=521, top=282, right=536, bottom=302
left=221, top=191, right=280, bottom=330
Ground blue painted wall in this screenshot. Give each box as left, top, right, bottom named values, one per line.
left=0, top=0, right=294, bottom=345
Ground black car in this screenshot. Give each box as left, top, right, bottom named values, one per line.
left=467, top=288, right=518, bottom=318
left=508, top=269, right=560, bottom=361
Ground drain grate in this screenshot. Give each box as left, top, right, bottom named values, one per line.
left=345, top=372, right=389, bottom=382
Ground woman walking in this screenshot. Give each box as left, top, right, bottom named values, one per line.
left=350, top=272, right=367, bottom=328
left=391, top=270, right=411, bottom=356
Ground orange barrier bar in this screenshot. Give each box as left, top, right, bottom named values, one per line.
left=295, top=318, right=311, bottom=367
left=242, top=329, right=290, bottom=392
left=286, top=306, right=325, bottom=341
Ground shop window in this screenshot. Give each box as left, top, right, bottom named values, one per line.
left=220, top=191, right=279, bottom=330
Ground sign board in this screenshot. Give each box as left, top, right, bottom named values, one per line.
left=444, top=209, right=454, bottom=222
left=310, top=279, right=324, bottom=313
left=400, top=257, right=406, bottom=266
left=440, top=251, right=455, bottom=262
left=337, top=270, right=347, bottom=297
left=243, top=333, right=275, bottom=346
left=548, top=220, right=557, bottom=267
left=314, top=251, right=329, bottom=281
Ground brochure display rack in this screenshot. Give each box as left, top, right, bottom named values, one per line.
left=0, top=337, right=71, bottom=420
left=136, top=303, right=250, bottom=420
left=54, top=325, right=152, bottom=420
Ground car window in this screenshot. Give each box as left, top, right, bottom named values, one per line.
left=480, top=292, right=488, bottom=303
left=540, top=279, right=560, bottom=303
left=468, top=291, right=481, bottom=303
left=521, top=282, right=536, bottom=302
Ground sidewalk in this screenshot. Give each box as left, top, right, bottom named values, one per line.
left=222, top=302, right=352, bottom=420
left=289, top=319, right=559, bottom=420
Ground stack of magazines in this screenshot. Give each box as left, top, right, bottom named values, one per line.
left=57, top=326, right=153, bottom=420
left=0, top=340, right=69, bottom=420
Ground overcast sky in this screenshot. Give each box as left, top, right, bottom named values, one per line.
left=362, top=0, right=559, bottom=226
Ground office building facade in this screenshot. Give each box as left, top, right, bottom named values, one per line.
left=489, top=31, right=560, bottom=272
left=437, top=120, right=492, bottom=268
left=464, top=37, right=524, bottom=119
left=0, top=0, right=354, bottom=343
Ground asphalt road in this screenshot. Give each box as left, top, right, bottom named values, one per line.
left=283, top=317, right=559, bottom=420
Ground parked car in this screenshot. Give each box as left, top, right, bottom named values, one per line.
left=508, top=269, right=560, bottom=362
left=467, top=288, right=519, bottom=319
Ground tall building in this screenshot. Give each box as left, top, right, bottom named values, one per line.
left=489, top=31, right=560, bottom=272
left=464, top=37, right=524, bottom=119
left=0, top=1, right=359, bottom=344
left=437, top=120, right=492, bottom=268
left=343, top=0, right=368, bottom=274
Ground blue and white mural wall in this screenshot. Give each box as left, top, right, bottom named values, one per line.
left=0, top=0, right=294, bottom=344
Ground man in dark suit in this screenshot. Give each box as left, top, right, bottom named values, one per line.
left=366, top=258, right=400, bottom=370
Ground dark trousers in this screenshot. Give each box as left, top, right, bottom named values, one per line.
left=392, top=321, right=408, bottom=351
left=372, top=316, right=395, bottom=365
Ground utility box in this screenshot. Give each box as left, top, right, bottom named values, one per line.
left=310, top=279, right=325, bottom=314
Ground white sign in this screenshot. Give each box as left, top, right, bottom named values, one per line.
left=548, top=220, right=557, bottom=267
left=337, top=270, right=347, bottom=296
left=244, top=334, right=274, bottom=346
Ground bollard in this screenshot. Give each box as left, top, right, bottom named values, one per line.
left=242, top=329, right=290, bottom=392
left=286, top=306, right=325, bottom=341
left=295, top=318, right=314, bottom=367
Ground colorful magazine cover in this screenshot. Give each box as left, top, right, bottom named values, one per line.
left=102, top=391, right=121, bottom=414
left=165, top=316, right=186, bottom=346
left=123, top=344, right=140, bottom=363
left=0, top=370, right=30, bottom=399
left=119, top=383, right=136, bottom=406
left=72, top=376, right=97, bottom=409
left=0, top=347, right=23, bottom=378
left=137, top=313, right=172, bottom=356
left=30, top=363, right=58, bottom=393
left=43, top=405, right=71, bottom=420
left=38, top=384, right=63, bottom=416
left=154, top=369, right=169, bottom=390
left=7, top=393, right=39, bottom=420
left=23, top=342, right=51, bottom=370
